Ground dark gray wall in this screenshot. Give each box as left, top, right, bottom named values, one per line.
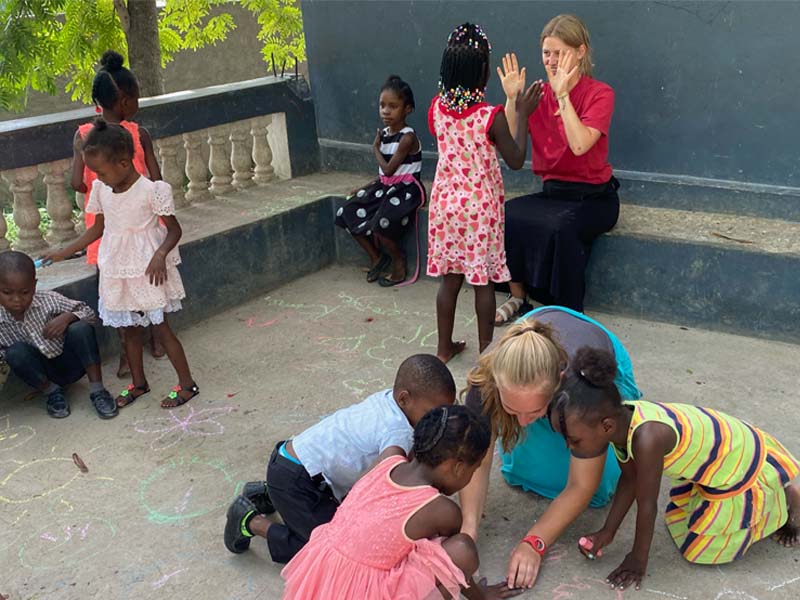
left=302, top=1, right=800, bottom=188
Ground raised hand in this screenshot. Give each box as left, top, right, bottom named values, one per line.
left=549, top=48, right=580, bottom=98
left=607, top=552, right=647, bottom=591
left=496, top=53, right=526, bottom=100
left=515, top=80, right=543, bottom=118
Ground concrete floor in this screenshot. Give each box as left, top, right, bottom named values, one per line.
left=1, top=266, right=798, bottom=600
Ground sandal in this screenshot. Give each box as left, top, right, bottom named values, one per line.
left=161, top=382, right=200, bottom=409
left=116, top=383, right=150, bottom=408
left=366, top=254, right=391, bottom=283
left=495, top=296, right=525, bottom=326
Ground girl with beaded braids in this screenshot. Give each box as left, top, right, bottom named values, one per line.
left=70, top=50, right=164, bottom=374
left=281, top=405, right=523, bottom=599
left=426, top=23, right=543, bottom=365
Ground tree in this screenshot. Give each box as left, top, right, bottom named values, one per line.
left=0, top=0, right=305, bottom=110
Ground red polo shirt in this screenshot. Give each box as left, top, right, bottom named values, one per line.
left=528, top=76, right=614, bottom=184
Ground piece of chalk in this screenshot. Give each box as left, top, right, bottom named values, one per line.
left=34, top=258, right=52, bottom=269
left=579, top=537, right=593, bottom=550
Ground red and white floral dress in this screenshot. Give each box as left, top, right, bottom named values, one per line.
left=426, top=97, right=511, bottom=286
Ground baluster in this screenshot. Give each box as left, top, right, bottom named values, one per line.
left=251, top=115, right=275, bottom=185
left=230, top=123, right=254, bottom=189
left=1, top=166, right=46, bottom=253
left=41, top=159, right=78, bottom=244
left=157, top=135, right=186, bottom=208
left=75, top=192, right=86, bottom=234
left=208, top=126, right=233, bottom=196
left=183, top=130, right=211, bottom=204
left=0, top=190, right=8, bottom=251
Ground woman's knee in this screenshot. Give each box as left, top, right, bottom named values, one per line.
left=443, top=533, right=479, bottom=576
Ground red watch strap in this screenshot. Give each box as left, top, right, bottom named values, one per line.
left=522, top=534, right=547, bottom=556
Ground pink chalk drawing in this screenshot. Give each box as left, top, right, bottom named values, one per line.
left=246, top=317, right=278, bottom=328
left=551, top=576, right=623, bottom=600
left=133, top=406, right=236, bottom=451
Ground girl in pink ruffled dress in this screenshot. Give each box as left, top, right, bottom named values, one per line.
left=44, top=119, right=198, bottom=410
left=281, top=405, right=521, bottom=600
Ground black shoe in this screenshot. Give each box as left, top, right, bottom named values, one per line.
left=243, top=481, right=276, bottom=515
left=224, top=495, right=257, bottom=554
left=46, top=388, right=70, bottom=418
left=90, top=389, right=119, bottom=419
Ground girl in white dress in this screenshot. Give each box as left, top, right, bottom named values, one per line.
left=44, top=119, right=198, bottom=409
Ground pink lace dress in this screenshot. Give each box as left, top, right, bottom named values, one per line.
left=85, top=176, right=185, bottom=327
left=78, top=120, right=149, bottom=265
left=281, top=455, right=466, bottom=600
left=426, top=97, right=511, bottom=285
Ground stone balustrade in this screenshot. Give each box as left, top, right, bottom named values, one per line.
left=0, top=76, right=319, bottom=255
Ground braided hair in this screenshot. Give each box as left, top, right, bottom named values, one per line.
left=92, top=50, right=139, bottom=110
left=82, top=118, right=135, bottom=162
left=413, top=405, right=490, bottom=467
left=549, top=347, right=621, bottom=440
left=438, top=22, right=491, bottom=113
left=381, top=75, right=416, bottom=111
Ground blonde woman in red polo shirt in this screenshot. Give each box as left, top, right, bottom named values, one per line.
left=495, top=14, right=620, bottom=323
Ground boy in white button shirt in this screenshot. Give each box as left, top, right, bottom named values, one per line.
left=224, top=353, right=456, bottom=562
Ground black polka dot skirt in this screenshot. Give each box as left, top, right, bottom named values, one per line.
left=335, top=178, right=425, bottom=240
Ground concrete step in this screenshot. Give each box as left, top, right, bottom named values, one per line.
left=332, top=184, right=799, bottom=343
left=587, top=204, right=799, bottom=343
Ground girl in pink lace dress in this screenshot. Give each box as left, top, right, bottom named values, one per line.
left=282, top=405, right=520, bottom=600
left=44, top=120, right=198, bottom=410
left=427, top=23, right=542, bottom=363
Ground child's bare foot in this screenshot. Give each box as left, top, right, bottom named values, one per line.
left=116, top=355, right=130, bottom=378
left=774, top=484, right=800, bottom=547
left=437, top=341, right=466, bottom=364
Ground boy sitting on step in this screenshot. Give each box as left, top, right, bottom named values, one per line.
left=224, top=353, right=456, bottom=563
left=0, top=251, right=117, bottom=419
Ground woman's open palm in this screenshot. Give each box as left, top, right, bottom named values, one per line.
left=496, top=53, right=526, bottom=100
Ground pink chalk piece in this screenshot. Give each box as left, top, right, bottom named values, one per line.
left=579, top=536, right=593, bottom=550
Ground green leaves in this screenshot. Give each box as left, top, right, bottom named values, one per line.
left=0, top=0, right=307, bottom=112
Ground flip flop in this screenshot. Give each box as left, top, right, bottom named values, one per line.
left=161, top=382, right=200, bottom=409
left=116, top=383, right=150, bottom=408
left=366, top=254, right=391, bottom=283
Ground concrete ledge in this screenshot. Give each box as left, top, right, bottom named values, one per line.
left=1, top=173, right=362, bottom=398
left=320, top=138, right=800, bottom=222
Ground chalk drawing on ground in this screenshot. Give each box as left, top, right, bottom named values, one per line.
left=0, top=415, right=35, bottom=453
left=133, top=405, right=236, bottom=451
left=139, top=456, right=238, bottom=524
left=18, top=517, right=117, bottom=570
left=0, top=457, right=80, bottom=506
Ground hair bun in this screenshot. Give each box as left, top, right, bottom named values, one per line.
left=93, top=117, right=108, bottom=131
left=572, top=346, right=616, bottom=387
left=100, top=50, right=125, bottom=72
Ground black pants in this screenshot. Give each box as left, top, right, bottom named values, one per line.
left=5, top=321, right=100, bottom=388
left=265, top=441, right=339, bottom=563
left=504, top=178, right=620, bottom=311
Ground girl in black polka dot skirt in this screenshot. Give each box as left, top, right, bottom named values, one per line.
left=335, top=75, right=425, bottom=286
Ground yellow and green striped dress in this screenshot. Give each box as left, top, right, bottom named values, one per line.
left=613, top=401, right=799, bottom=564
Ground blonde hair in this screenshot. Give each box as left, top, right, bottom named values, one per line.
left=540, top=14, right=593, bottom=77
left=464, top=318, right=568, bottom=452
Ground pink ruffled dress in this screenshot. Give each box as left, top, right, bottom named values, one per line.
left=281, top=454, right=466, bottom=600
left=86, top=176, right=185, bottom=327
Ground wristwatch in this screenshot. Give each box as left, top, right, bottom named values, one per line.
left=522, top=534, right=547, bottom=556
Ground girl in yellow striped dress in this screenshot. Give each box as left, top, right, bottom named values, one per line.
left=548, top=347, right=800, bottom=591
